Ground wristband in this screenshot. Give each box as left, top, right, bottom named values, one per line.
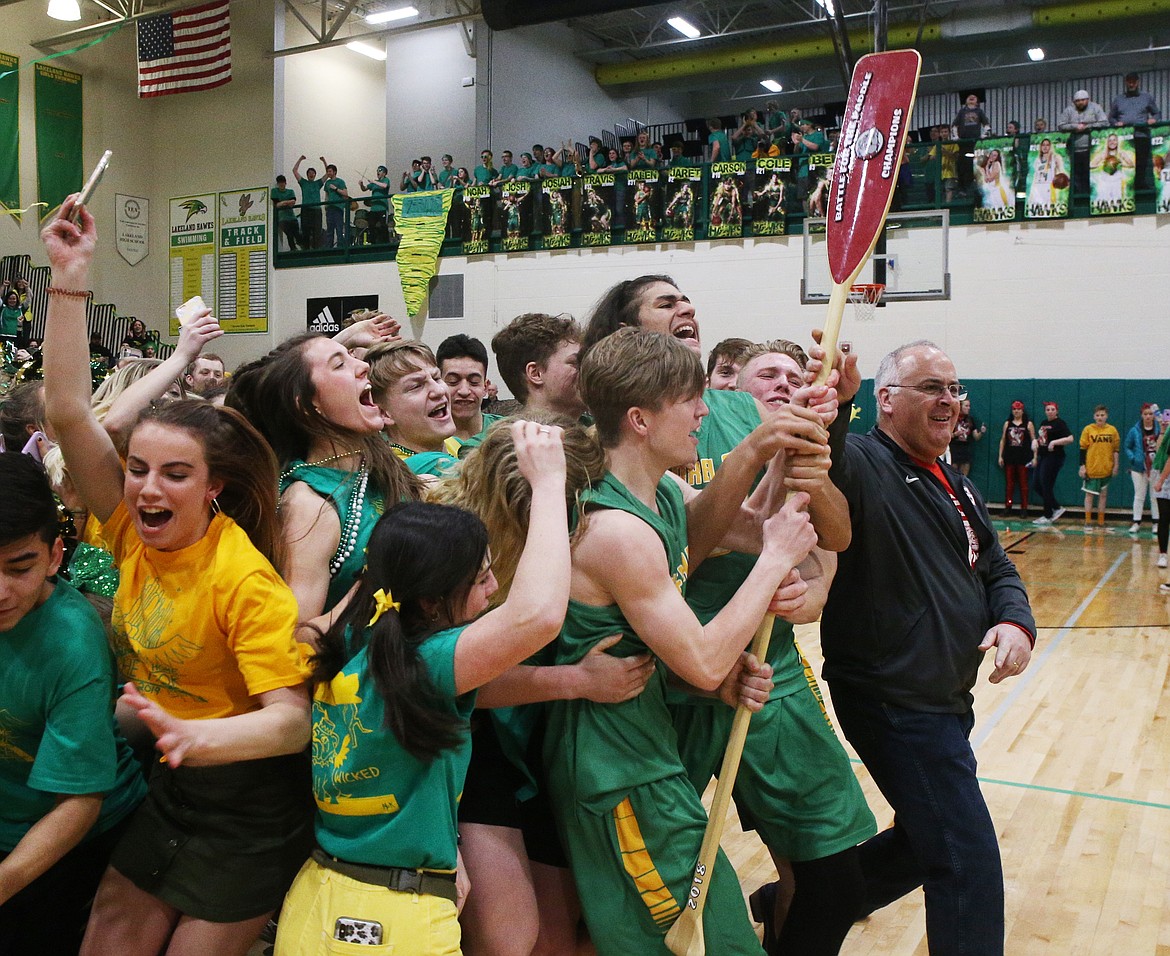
left=47, top=287, right=90, bottom=298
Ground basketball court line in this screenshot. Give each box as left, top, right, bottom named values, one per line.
left=970, top=548, right=1130, bottom=751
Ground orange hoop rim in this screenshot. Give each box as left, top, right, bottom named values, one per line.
left=848, top=283, right=885, bottom=304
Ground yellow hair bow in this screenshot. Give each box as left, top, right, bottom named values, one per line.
left=368, top=588, right=401, bottom=627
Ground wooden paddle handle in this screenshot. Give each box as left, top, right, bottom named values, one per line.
left=814, top=279, right=852, bottom=389
left=664, top=612, right=775, bottom=956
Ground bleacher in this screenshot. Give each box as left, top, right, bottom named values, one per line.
left=0, top=254, right=173, bottom=359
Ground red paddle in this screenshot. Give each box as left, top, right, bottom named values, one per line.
left=664, top=48, right=921, bottom=956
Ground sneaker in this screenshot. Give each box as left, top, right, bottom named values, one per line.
left=1159, top=554, right=1168, bottom=568
left=1130, top=522, right=1141, bottom=534
left=1160, top=583, right=1170, bottom=595
left=1033, top=516, right=1051, bottom=525
left=1084, top=525, right=1096, bottom=534
left=1052, top=507, right=1066, bottom=521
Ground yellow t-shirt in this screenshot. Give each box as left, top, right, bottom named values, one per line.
left=1079, top=423, right=1120, bottom=479
left=103, top=502, right=309, bottom=720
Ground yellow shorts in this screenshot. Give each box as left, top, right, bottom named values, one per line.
left=275, top=858, right=461, bottom=955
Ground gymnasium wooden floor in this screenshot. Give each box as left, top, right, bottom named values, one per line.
left=720, top=519, right=1170, bottom=956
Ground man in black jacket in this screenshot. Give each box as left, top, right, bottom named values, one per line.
left=823, top=339, right=1035, bottom=956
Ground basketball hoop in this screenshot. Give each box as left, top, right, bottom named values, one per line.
left=848, top=283, right=884, bottom=321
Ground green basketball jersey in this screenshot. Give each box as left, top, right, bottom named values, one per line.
left=683, top=388, right=803, bottom=699
left=545, top=472, right=692, bottom=812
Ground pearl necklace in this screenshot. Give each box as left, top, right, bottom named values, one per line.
left=281, top=452, right=369, bottom=576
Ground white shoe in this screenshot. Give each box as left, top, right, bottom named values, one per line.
left=1033, top=516, right=1051, bottom=525
left=1159, top=554, right=1168, bottom=568
left=1052, top=507, right=1066, bottom=521
left=1160, top=583, right=1170, bottom=595
left=1129, top=522, right=1141, bottom=534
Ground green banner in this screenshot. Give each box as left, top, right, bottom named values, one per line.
left=34, top=62, right=83, bottom=220
left=1089, top=126, right=1136, bottom=216
left=1024, top=132, right=1071, bottom=219
left=972, top=137, right=1017, bottom=223
left=0, top=53, right=18, bottom=215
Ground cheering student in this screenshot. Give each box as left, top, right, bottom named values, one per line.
left=42, top=196, right=313, bottom=956
left=274, top=422, right=572, bottom=956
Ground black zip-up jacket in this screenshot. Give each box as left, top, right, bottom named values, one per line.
left=823, top=423, right=1035, bottom=713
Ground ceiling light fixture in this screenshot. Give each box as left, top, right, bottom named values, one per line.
left=47, top=0, right=82, bottom=21
left=1027, top=47, right=1045, bottom=61
left=347, top=40, right=388, bottom=60
left=365, top=5, right=418, bottom=24
left=760, top=79, right=783, bottom=93
left=667, top=16, right=701, bottom=39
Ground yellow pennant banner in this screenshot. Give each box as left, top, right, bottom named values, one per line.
left=390, top=189, right=453, bottom=316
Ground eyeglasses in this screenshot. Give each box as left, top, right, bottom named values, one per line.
left=887, top=382, right=966, bottom=399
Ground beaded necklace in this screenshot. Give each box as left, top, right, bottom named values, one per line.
left=280, top=452, right=369, bottom=576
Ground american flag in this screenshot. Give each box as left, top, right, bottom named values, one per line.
left=137, top=0, right=232, bottom=99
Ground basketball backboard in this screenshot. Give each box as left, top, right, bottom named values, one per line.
left=800, top=209, right=951, bottom=303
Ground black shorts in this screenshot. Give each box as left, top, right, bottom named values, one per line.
left=111, top=751, right=313, bottom=922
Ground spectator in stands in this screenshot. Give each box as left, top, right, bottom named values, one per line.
left=953, top=92, right=990, bottom=197
left=1033, top=118, right=1048, bottom=133
left=559, top=145, right=580, bottom=176
left=184, top=353, right=226, bottom=397
left=271, top=175, right=301, bottom=251
left=360, top=166, right=391, bottom=244
left=473, top=149, right=497, bottom=185
left=1, top=290, right=24, bottom=352
left=438, top=153, right=457, bottom=187
left=418, top=156, right=440, bottom=190
left=120, top=318, right=152, bottom=355
left=89, top=332, right=114, bottom=369
left=668, top=141, right=689, bottom=167
left=732, top=108, right=766, bottom=161
left=587, top=137, right=605, bottom=172
left=455, top=167, right=472, bottom=186
left=1005, top=121, right=1026, bottom=191
left=598, top=147, right=627, bottom=172
left=764, top=100, right=791, bottom=153
left=1109, top=73, right=1162, bottom=189
left=940, top=126, right=960, bottom=203
left=491, top=150, right=519, bottom=185
left=401, top=159, right=423, bottom=192
left=791, top=118, right=829, bottom=154
left=539, top=147, right=561, bottom=179
left=1058, top=88, right=1108, bottom=192
left=12, top=277, right=32, bottom=318
left=293, top=155, right=324, bottom=248
left=320, top=161, right=350, bottom=248
left=531, top=143, right=545, bottom=168
left=629, top=130, right=659, bottom=169
left=515, top=152, right=540, bottom=180
left=620, top=138, right=635, bottom=167
left=707, top=117, right=732, bottom=163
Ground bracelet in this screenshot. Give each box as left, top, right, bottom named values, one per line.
left=47, top=287, right=90, bottom=298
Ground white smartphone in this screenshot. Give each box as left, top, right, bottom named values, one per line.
left=70, top=150, right=113, bottom=222
left=175, top=295, right=207, bottom=327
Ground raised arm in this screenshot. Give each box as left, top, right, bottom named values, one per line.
left=453, top=422, right=571, bottom=694
left=40, top=197, right=125, bottom=523
left=102, top=310, right=223, bottom=446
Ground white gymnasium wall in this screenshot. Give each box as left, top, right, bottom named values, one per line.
left=482, top=22, right=690, bottom=154
left=269, top=212, right=1170, bottom=393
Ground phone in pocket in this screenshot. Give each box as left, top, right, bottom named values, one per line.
left=333, top=917, right=384, bottom=945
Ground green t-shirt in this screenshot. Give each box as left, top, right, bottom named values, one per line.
left=368, top=176, right=390, bottom=213
left=437, top=167, right=456, bottom=187
left=322, top=177, right=348, bottom=208
left=497, top=164, right=519, bottom=181
left=544, top=472, right=691, bottom=812
left=515, top=164, right=539, bottom=180
left=681, top=388, right=804, bottom=698
left=279, top=462, right=387, bottom=612
left=0, top=306, right=21, bottom=338
left=452, top=412, right=504, bottom=454
left=560, top=162, right=579, bottom=176
left=472, top=164, right=497, bottom=184
left=0, top=581, right=145, bottom=852
left=708, top=130, right=733, bottom=162
left=539, top=163, right=559, bottom=178
left=313, top=625, right=475, bottom=869
left=298, top=176, right=323, bottom=207
left=270, top=186, right=297, bottom=222
left=797, top=130, right=829, bottom=154
left=403, top=450, right=459, bottom=478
